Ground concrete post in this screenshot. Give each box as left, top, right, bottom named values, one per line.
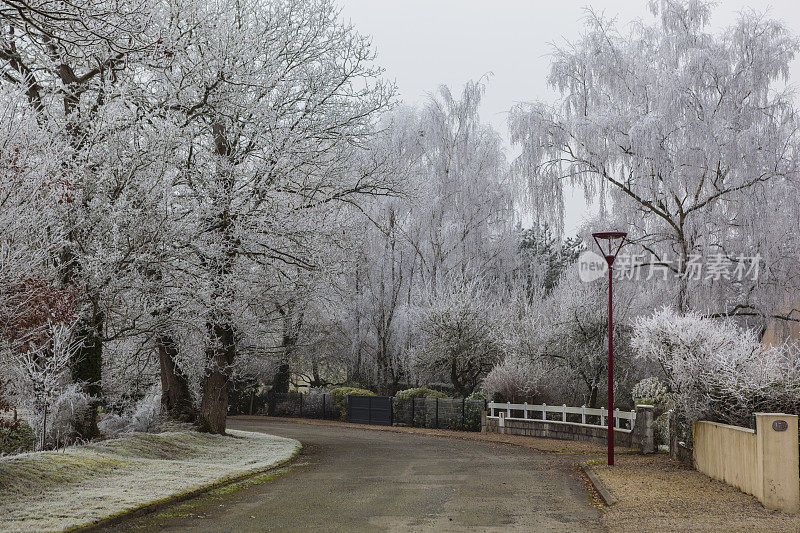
left=755, top=413, right=799, bottom=513
left=632, top=404, right=655, bottom=454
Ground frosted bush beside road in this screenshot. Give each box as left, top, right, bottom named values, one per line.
left=482, top=355, right=544, bottom=403
left=633, top=308, right=800, bottom=436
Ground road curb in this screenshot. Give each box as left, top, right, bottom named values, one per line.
left=68, top=447, right=302, bottom=532
left=581, top=463, right=618, bottom=506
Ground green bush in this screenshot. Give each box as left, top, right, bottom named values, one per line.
left=427, top=382, right=456, bottom=396
left=395, top=387, right=449, bottom=400
left=631, top=377, right=674, bottom=411
left=0, top=420, right=35, bottom=455
left=466, top=391, right=485, bottom=402
left=328, top=387, right=376, bottom=421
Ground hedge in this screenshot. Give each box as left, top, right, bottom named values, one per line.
left=395, top=387, right=449, bottom=400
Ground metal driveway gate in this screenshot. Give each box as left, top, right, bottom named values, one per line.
left=347, top=395, right=393, bottom=426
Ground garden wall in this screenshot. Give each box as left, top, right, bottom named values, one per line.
left=693, top=413, right=799, bottom=513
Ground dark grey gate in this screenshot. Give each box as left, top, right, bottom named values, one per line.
left=347, top=395, right=393, bottom=426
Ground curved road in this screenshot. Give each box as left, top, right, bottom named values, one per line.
left=103, top=418, right=603, bottom=532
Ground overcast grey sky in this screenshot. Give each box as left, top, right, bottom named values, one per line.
left=337, top=1, right=800, bottom=234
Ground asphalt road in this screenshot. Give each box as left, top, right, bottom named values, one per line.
left=101, top=418, right=603, bottom=532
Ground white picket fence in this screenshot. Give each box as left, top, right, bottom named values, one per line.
left=487, top=401, right=636, bottom=433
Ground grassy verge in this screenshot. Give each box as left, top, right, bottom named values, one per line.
left=0, top=429, right=300, bottom=532
left=592, top=453, right=800, bottom=531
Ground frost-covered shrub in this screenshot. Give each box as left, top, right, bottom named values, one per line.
left=631, top=377, right=673, bottom=410
left=633, top=308, right=800, bottom=442
left=3, top=322, right=94, bottom=449
left=482, top=355, right=543, bottom=403
left=128, top=393, right=162, bottom=432
left=413, top=283, right=507, bottom=398
left=40, top=384, right=92, bottom=449
left=98, top=389, right=162, bottom=436
left=523, top=270, right=642, bottom=408
left=97, top=412, right=129, bottom=437
left=395, top=387, right=448, bottom=400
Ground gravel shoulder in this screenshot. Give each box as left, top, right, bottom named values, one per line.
left=0, top=429, right=300, bottom=532
left=592, top=453, right=800, bottom=532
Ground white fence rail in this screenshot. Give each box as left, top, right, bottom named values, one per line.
left=487, top=401, right=636, bottom=433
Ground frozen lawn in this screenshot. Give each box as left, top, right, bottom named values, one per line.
left=593, top=453, right=800, bottom=531
left=0, top=429, right=300, bottom=532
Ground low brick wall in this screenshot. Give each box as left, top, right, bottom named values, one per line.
left=482, top=404, right=654, bottom=452
left=483, top=417, right=633, bottom=446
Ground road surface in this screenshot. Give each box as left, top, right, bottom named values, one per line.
left=100, top=418, right=603, bottom=532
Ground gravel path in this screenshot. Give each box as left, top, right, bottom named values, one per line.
left=100, top=418, right=604, bottom=532
left=593, top=454, right=800, bottom=532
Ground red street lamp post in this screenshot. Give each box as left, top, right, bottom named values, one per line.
left=592, top=231, right=627, bottom=466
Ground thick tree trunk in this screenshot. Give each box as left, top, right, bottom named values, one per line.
left=450, top=358, right=471, bottom=398
left=272, top=363, right=291, bottom=394
left=196, top=120, right=238, bottom=435
left=157, top=334, right=195, bottom=422
left=198, top=322, right=236, bottom=434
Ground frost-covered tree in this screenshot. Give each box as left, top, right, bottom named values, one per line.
left=412, top=279, right=507, bottom=397
left=3, top=321, right=86, bottom=450
left=413, top=81, right=517, bottom=294
left=523, top=270, right=641, bottom=408
left=0, top=0, right=396, bottom=436
left=0, top=0, right=175, bottom=437
left=481, top=354, right=544, bottom=403
left=323, top=81, right=524, bottom=393
left=149, top=0, right=394, bottom=432
left=509, top=0, right=800, bottom=322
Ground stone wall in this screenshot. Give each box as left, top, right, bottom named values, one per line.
left=482, top=404, right=655, bottom=453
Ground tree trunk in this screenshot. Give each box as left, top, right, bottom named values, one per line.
left=272, top=363, right=291, bottom=394
left=157, top=334, right=195, bottom=422
left=70, top=306, right=103, bottom=440
left=588, top=384, right=599, bottom=409
left=198, top=321, right=236, bottom=434
left=450, top=358, right=471, bottom=398
left=196, top=120, right=237, bottom=435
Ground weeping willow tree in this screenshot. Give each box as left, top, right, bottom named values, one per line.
left=509, top=0, right=800, bottom=327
